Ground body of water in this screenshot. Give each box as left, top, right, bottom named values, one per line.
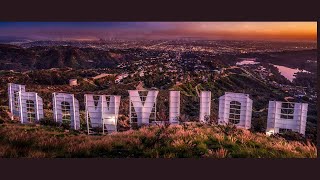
left=273, top=65, right=309, bottom=82
left=236, top=58, right=310, bottom=82
left=236, top=58, right=260, bottom=65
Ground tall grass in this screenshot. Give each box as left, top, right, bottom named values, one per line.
left=0, top=121, right=316, bottom=158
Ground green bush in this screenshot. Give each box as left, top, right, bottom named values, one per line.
left=39, top=118, right=59, bottom=126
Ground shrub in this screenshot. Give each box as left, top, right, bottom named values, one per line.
left=39, top=117, right=59, bottom=126
left=0, top=121, right=316, bottom=158
left=274, top=131, right=307, bottom=143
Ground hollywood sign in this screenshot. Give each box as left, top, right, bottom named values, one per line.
left=7, top=83, right=308, bottom=135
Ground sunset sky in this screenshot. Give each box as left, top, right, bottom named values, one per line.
left=0, top=22, right=316, bottom=42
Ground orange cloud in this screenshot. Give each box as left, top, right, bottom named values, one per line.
left=172, top=22, right=317, bottom=41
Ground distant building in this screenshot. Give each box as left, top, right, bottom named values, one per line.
left=186, top=75, right=191, bottom=82
left=213, top=70, right=221, bottom=74
left=69, top=79, right=78, bottom=86
left=138, top=71, right=145, bottom=77
left=115, top=73, right=129, bottom=83
left=221, top=68, right=226, bottom=74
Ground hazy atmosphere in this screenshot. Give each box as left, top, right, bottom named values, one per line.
left=0, top=22, right=316, bottom=41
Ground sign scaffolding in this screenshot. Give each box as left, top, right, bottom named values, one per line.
left=169, top=91, right=180, bottom=124
left=8, top=83, right=26, bottom=120
left=266, top=101, right=308, bottom=135
left=129, top=90, right=158, bottom=127
left=53, top=92, right=80, bottom=130
left=85, top=94, right=121, bottom=134
left=218, top=92, right=253, bottom=129
left=8, top=83, right=44, bottom=123
left=199, top=91, right=211, bottom=122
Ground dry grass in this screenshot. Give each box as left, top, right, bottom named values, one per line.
left=0, top=121, right=316, bottom=158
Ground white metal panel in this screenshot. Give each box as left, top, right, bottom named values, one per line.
left=299, top=103, right=308, bottom=135
left=266, top=101, right=279, bottom=135
left=169, top=91, right=180, bottom=124
left=53, top=92, right=80, bottom=130
left=85, top=94, right=103, bottom=126
left=266, top=101, right=308, bottom=135
left=85, top=94, right=121, bottom=133
left=218, top=92, right=253, bottom=129
left=8, top=83, right=26, bottom=120
left=199, top=91, right=211, bottom=122
left=129, top=90, right=158, bottom=126
left=104, top=95, right=121, bottom=132
left=18, top=91, right=44, bottom=124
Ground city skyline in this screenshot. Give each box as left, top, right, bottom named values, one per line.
left=0, top=22, right=316, bottom=42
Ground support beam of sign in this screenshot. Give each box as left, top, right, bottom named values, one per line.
left=52, top=92, right=80, bottom=130
left=7, top=83, right=309, bottom=136
left=128, top=90, right=158, bottom=127
left=85, top=94, right=121, bottom=134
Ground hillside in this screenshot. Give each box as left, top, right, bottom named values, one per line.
left=0, top=44, right=317, bottom=158
left=0, top=67, right=317, bottom=143
left=0, top=44, right=317, bottom=73
left=0, top=104, right=316, bottom=158
left=0, top=44, right=127, bottom=70
left=0, top=118, right=316, bottom=158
